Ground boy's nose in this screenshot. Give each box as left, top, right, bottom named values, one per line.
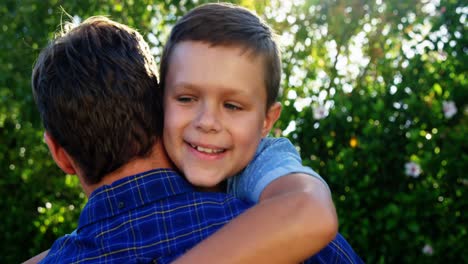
left=195, top=104, right=222, bottom=133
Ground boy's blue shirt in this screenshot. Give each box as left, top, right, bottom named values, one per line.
left=228, top=137, right=328, bottom=202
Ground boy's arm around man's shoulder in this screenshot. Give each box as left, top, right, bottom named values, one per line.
left=173, top=173, right=338, bottom=264
left=22, top=249, right=49, bottom=264
left=259, top=172, right=339, bottom=259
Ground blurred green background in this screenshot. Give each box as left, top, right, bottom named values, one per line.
left=1, top=0, right=466, bottom=263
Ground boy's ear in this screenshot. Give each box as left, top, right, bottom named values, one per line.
left=262, top=102, right=282, bottom=137
left=44, top=132, right=77, bottom=175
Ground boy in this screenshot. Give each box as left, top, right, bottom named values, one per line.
left=160, top=3, right=343, bottom=263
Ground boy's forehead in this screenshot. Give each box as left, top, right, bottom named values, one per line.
left=175, top=41, right=264, bottom=71
left=169, top=41, right=266, bottom=66
left=169, top=41, right=265, bottom=73
left=166, top=41, right=268, bottom=98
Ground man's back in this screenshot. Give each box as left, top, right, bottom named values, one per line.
left=40, top=168, right=363, bottom=264
left=41, top=169, right=251, bottom=263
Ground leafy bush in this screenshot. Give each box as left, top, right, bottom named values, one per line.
left=274, top=1, right=467, bottom=262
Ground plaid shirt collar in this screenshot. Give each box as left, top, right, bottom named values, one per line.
left=77, top=168, right=192, bottom=232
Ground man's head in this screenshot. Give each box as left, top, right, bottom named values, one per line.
left=32, top=16, right=163, bottom=185
left=160, top=3, right=282, bottom=187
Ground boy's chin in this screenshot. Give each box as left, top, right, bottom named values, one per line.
left=184, top=168, right=222, bottom=183
left=185, top=172, right=228, bottom=192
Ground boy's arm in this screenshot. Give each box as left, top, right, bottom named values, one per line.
left=173, top=173, right=338, bottom=264
left=22, top=249, right=49, bottom=264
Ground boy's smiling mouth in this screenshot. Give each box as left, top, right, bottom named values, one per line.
left=188, top=142, right=226, bottom=154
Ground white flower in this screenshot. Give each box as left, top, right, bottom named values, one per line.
left=442, top=100, right=457, bottom=119
left=422, top=244, right=434, bottom=255
left=405, top=162, right=422, bottom=178
left=313, top=104, right=329, bottom=120
left=72, top=15, right=82, bottom=26
left=461, top=178, right=468, bottom=186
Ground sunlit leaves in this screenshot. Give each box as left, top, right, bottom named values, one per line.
left=266, top=0, right=466, bottom=263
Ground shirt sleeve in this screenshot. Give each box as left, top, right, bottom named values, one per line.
left=227, top=137, right=329, bottom=203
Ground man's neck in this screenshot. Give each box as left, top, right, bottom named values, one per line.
left=81, top=143, right=174, bottom=197
left=197, top=180, right=227, bottom=193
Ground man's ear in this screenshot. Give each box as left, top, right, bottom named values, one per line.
left=262, top=102, right=282, bottom=137
left=44, top=132, right=77, bottom=175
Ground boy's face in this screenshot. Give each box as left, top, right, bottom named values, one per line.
left=163, top=41, right=280, bottom=187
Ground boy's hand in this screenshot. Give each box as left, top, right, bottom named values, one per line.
left=22, top=250, right=49, bottom=264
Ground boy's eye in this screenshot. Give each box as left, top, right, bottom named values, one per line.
left=224, top=102, right=242, bottom=111
left=176, top=96, right=195, bottom=103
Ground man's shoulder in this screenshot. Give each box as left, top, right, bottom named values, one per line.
left=184, top=191, right=253, bottom=212
left=304, top=233, right=364, bottom=264
left=81, top=168, right=251, bottom=230
left=43, top=177, right=252, bottom=263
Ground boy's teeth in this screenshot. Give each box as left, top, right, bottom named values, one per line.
left=191, top=144, right=223, bottom=154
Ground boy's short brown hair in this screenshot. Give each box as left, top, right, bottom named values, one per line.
left=32, top=16, right=162, bottom=184
left=160, top=3, right=281, bottom=109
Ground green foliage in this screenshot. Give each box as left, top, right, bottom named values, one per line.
left=272, top=0, right=467, bottom=263
left=1, top=0, right=466, bottom=263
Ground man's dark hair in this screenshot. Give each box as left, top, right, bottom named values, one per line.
left=32, top=16, right=163, bottom=184
left=160, top=3, right=281, bottom=109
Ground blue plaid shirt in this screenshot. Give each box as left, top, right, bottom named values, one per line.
left=40, top=168, right=363, bottom=263
left=305, top=233, right=364, bottom=263
left=40, top=169, right=251, bottom=263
